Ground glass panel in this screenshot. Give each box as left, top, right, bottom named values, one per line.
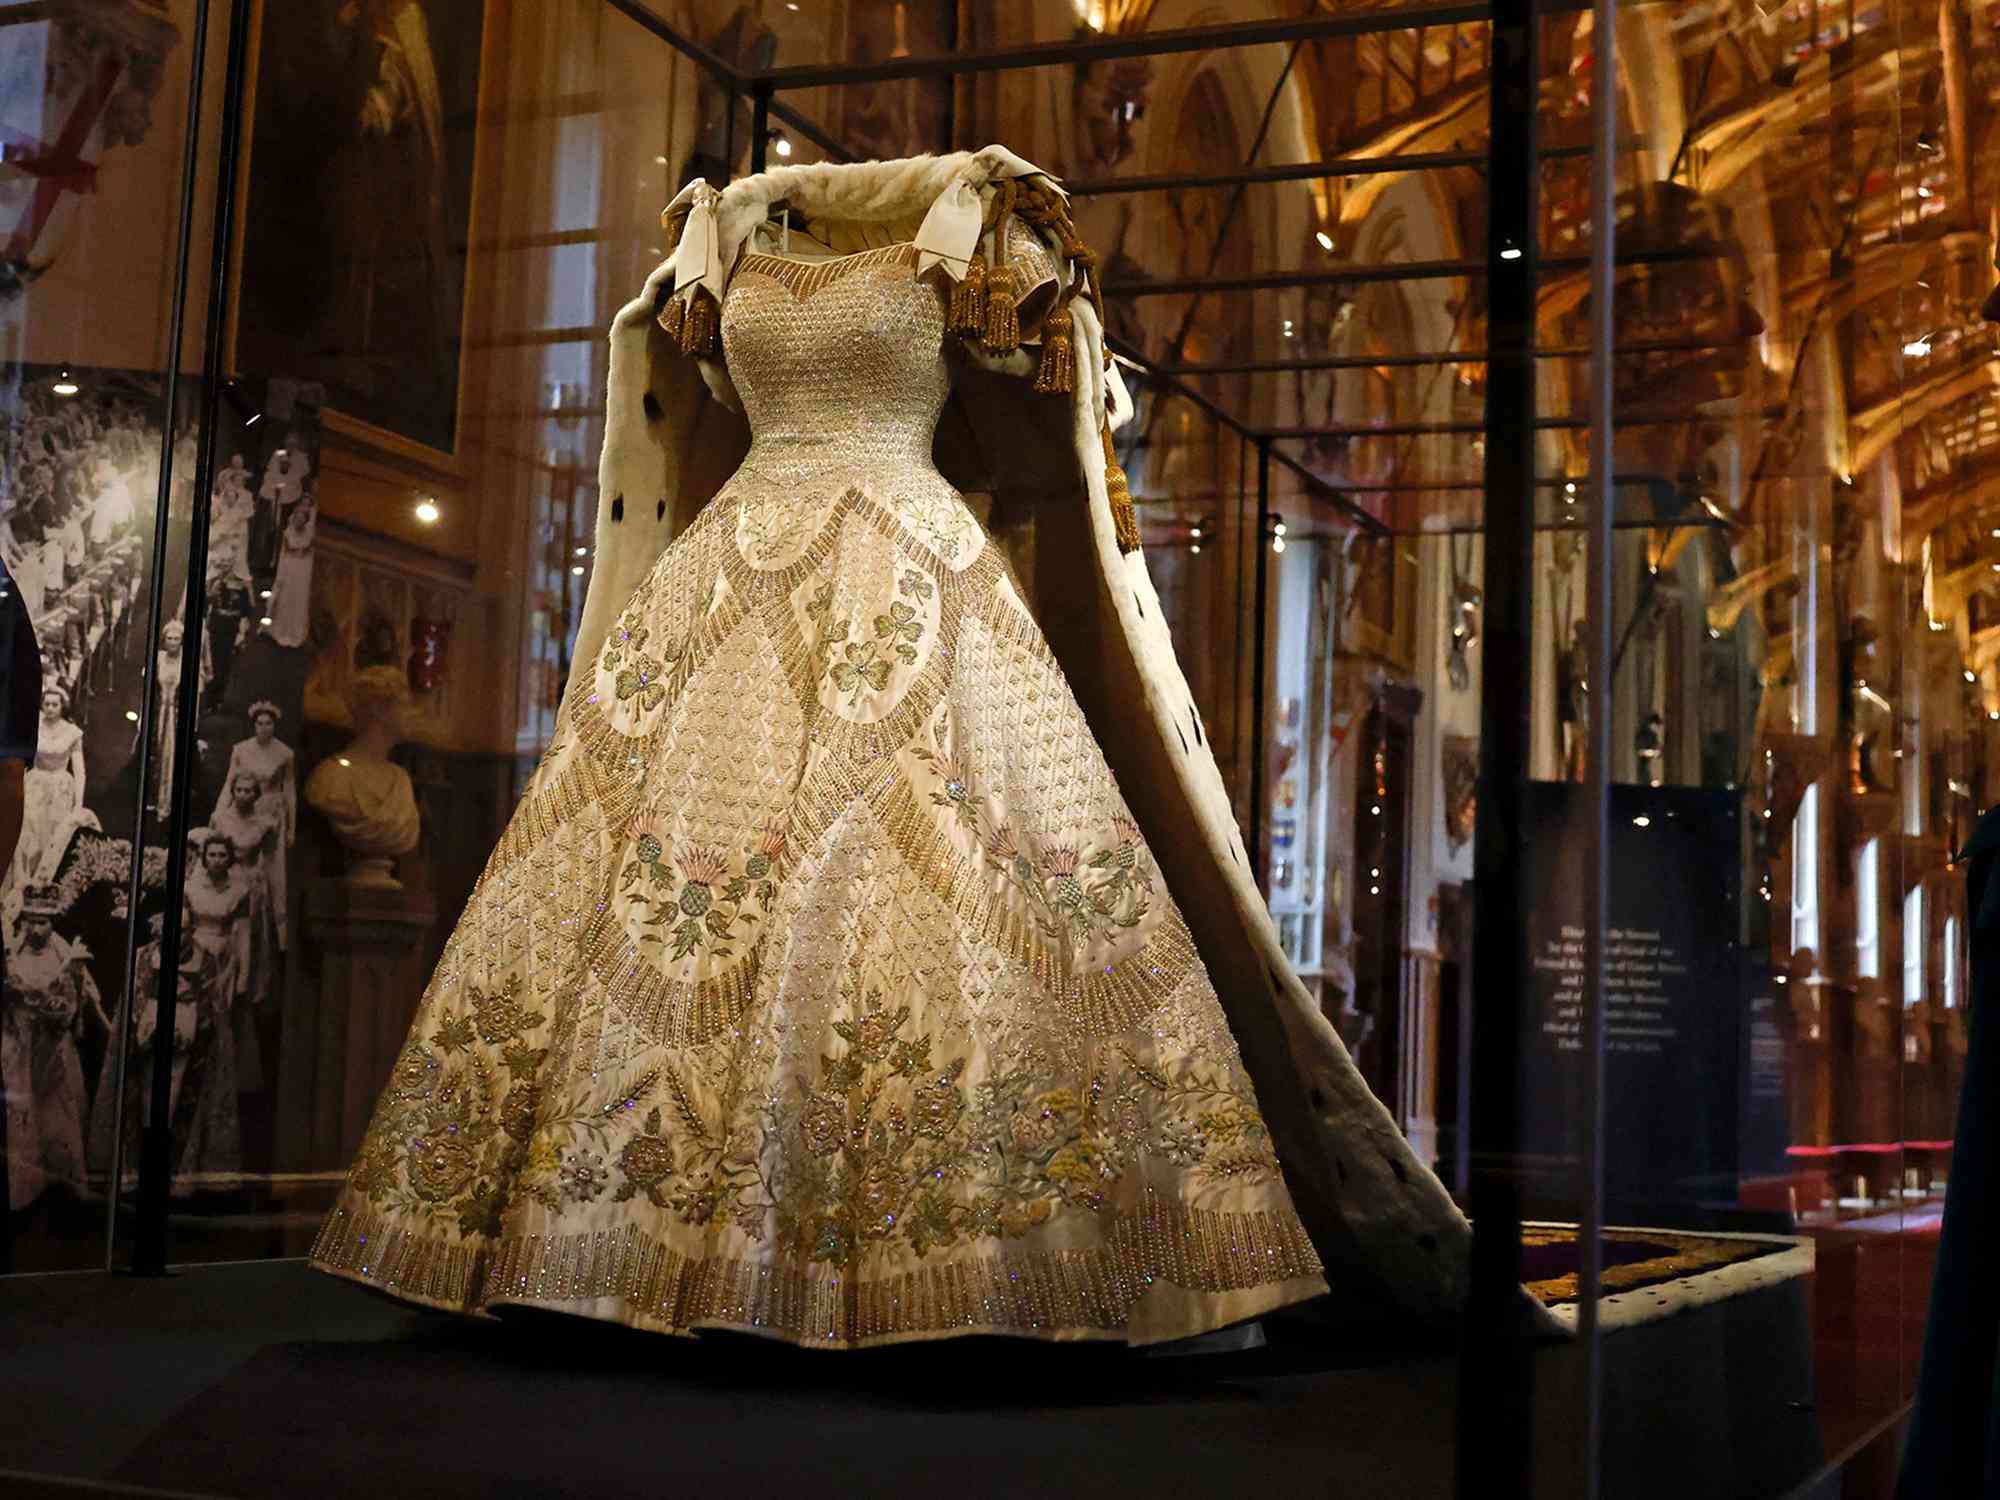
left=1594, top=0, right=1934, bottom=1486
left=0, top=0, right=225, bottom=1272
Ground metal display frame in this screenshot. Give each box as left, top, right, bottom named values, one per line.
left=122, top=5, right=1626, bottom=1494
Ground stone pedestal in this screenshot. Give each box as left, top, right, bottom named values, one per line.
left=273, top=878, right=435, bottom=1172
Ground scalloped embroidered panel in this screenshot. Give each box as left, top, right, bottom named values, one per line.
left=311, top=245, right=1324, bottom=1347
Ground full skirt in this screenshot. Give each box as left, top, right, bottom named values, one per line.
left=311, top=472, right=1326, bottom=1346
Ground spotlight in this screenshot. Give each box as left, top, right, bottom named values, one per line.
left=775, top=134, right=793, bottom=159
left=1314, top=230, right=1334, bottom=252
left=571, top=564, right=586, bottom=576
left=51, top=369, right=78, bottom=397
left=1499, top=246, right=1523, bottom=261
left=1633, top=815, right=1652, bottom=828
left=414, top=498, right=441, bottom=525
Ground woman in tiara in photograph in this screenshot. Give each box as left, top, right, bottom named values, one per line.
left=210, top=769, right=283, bottom=1011
left=216, top=701, right=296, bottom=947
left=183, top=829, right=257, bottom=1099
left=15, top=681, right=86, bottom=887
left=262, top=493, right=316, bottom=650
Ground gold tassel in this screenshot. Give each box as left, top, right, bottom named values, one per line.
left=949, top=253, right=987, bottom=336
left=656, top=292, right=685, bottom=341
left=1102, top=425, right=1141, bottom=554
left=1033, top=302, right=1074, bottom=394
left=679, top=288, right=717, bottom=356
left=983, top=262, right=1020, bottom=351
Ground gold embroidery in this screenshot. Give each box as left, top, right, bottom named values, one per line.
left=736, top=242, right=921, bottom=304
left=314, top=1188, right=1320, bottom=1347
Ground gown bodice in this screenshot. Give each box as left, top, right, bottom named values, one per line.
left=33, top=720, right=79, bottom=774
left=720, top=243, right=949, bottom=486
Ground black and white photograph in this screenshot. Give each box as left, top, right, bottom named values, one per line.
left=0, top=368, right=322, bottom=1248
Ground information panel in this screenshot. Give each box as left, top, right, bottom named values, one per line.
left=1519, top=781, right=1745, bottom=1215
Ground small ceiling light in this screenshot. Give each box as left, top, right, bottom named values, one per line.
left=124, top=709, right=139, bottom=723
left=1314, top=230, right=1334, bottom=252
left=1499, top=246, right=1523, bottom=261
left=338, top=757, right=352, bottom=768
left=260, top=615, right=274, bottom=627
left=1990, top=710, right=1999, bottom=722
left=260, top=589, right=273, bottom=600
left=1272, top=519, right=1287, bottom=536
left=1918, top=185, right=1933, bottom=199
left=574, top=545, right=588, bottom=557
left=1904, top=337, right=1933, bottom=357
left=1190, top=543, right=1201, bottom=554
left=414, top=498, right=441, bottom=525
left=1272, top=535, right=1286, bottom=553
left=51, top=369, right=78, bottom=397
left=774, top=134, right=793, bottom=158
left=571, top=564, right=586, bottom=576
left=654, top=155, right=668, bottom=166
left=1370, top=804, right=1381, bottom=816
left=1281, top=318, right=1295, bottom=339
left=1633, top=815, right=1652, bottom=828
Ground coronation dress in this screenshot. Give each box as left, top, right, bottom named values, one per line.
left=311, top=165, right=1336, bottom=1347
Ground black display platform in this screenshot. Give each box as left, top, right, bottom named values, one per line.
left=0, top=1257, right=1842, bottom=1498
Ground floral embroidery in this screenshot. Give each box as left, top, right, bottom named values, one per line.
left=344, top=976, right=554, bottom=1236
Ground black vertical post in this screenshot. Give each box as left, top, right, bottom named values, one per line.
left=1248, top=437, right=1272, bottom=891
left=108, top=0, right=218, bottom=1269
left=132, top=0, right=255, bottom=1277
left=749, top=81, right=771, bottom=175
left=1458, top=0, right=1537, bottom=1493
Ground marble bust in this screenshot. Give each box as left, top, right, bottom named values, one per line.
left=304, top=664, right=420, bottom=888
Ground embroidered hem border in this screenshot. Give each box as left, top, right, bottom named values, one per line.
left=1522, top=1227, right=1783, bottom=1305
left=311, top=1187, right=1325, bottom=1347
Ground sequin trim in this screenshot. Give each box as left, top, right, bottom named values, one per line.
left=312, top=1188, right=1322, bottom=1347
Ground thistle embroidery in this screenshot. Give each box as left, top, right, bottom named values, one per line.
left=619, top=816, right=786, bottom=960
